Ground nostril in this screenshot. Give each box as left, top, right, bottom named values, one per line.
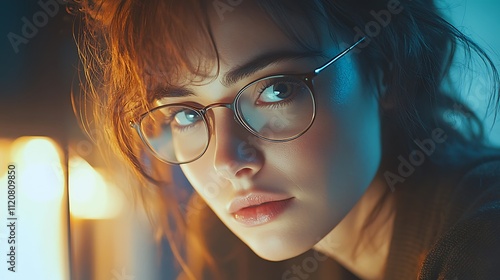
left=215, top=163, right=251, bottom=180
left=214, top=150, right=264, bottom=180
left=235, top=167, right=254, bottom=178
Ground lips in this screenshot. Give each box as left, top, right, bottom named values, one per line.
left=228, top=192, right=294, bottom=226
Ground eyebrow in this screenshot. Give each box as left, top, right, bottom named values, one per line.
left=152, top=87, right=195, bottom=100
left=222, top=50, right=322, bottom=87
left=153, top=50, right=322, bottom=100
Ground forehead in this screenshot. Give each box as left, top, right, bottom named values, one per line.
left=206, top=1, right=323, bottom=69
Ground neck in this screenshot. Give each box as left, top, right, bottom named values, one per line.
left=313, top=174, right=395, bottom=280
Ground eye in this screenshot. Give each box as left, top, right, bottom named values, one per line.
left=258, top=82, right=294, bottom=103
left=254, top=77, right=305, bottom=107
left=174, top=109, right=202, bottom=126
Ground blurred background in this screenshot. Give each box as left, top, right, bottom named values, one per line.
left=0, top=1, right=176, bottom=280
left=0, top=1, right=499, bottom=279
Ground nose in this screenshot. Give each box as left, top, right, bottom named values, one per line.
left=210, top=108, right=264, bottom=180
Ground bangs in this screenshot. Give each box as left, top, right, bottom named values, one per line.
left=104, top=0, right=218, bottom=102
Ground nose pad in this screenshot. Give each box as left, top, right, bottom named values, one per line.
left=208, top=107, right=264, bottom=180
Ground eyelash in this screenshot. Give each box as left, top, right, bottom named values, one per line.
left=172, top=123, right=197, bottom=133
left=160, top=109, right=201, bottom=133
left=257, top=78, right=301, bottom=109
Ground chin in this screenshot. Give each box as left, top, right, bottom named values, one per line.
left=243, top=234, right=312, bottom=262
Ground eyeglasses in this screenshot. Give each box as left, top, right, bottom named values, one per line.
left=130, top=37, right=365, bottom=164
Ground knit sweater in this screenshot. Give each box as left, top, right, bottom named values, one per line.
left=386, top=158, right=500, bottom=279
left=178, top=156, right=500, bottom=280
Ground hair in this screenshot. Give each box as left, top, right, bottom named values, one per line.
left=72, top=0, right=500, bottom=278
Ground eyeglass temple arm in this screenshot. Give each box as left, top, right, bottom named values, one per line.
left=313, top=37, right=366, bottom=76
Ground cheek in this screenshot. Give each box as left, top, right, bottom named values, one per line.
left=179, top=158, right=227, bottom=208
left=267, top=57, right=382, bottom=207
left=314, top=57, right=381, bottom=185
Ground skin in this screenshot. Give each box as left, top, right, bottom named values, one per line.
left=158, top=2, right=395, bottom=279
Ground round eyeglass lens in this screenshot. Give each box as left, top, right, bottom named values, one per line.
left=236, top=75, right=315, bottom=141
left=140, top=105, right=209, bottom=163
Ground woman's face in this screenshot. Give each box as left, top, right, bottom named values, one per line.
left=159, top=3, right=382, bottom=261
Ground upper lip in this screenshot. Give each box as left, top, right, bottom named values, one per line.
left=228, top=191, right=294, bottom=214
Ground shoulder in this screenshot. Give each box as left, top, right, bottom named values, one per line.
left=418, top=158, right=500, bottom=280
left=446, top=157, right=500, bottom=215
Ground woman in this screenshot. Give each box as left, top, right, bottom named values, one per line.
left=74, top=0, right=500, bottom=279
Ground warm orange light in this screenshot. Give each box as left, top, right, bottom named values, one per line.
left=69, top=156, right=124, bottom=219
left=11, top=137, right=65, bottom=202
left=0, top=138, right=11, bottom=178
left=0, top=137, right=69, bottom=280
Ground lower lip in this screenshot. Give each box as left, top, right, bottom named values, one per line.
left=232, top=198, right=293, bottom=226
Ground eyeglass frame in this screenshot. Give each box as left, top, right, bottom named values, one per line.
left=130, top=37, right=366, bottom=165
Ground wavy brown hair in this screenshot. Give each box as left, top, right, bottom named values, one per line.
left=73, top=0, right=500, bottom=278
